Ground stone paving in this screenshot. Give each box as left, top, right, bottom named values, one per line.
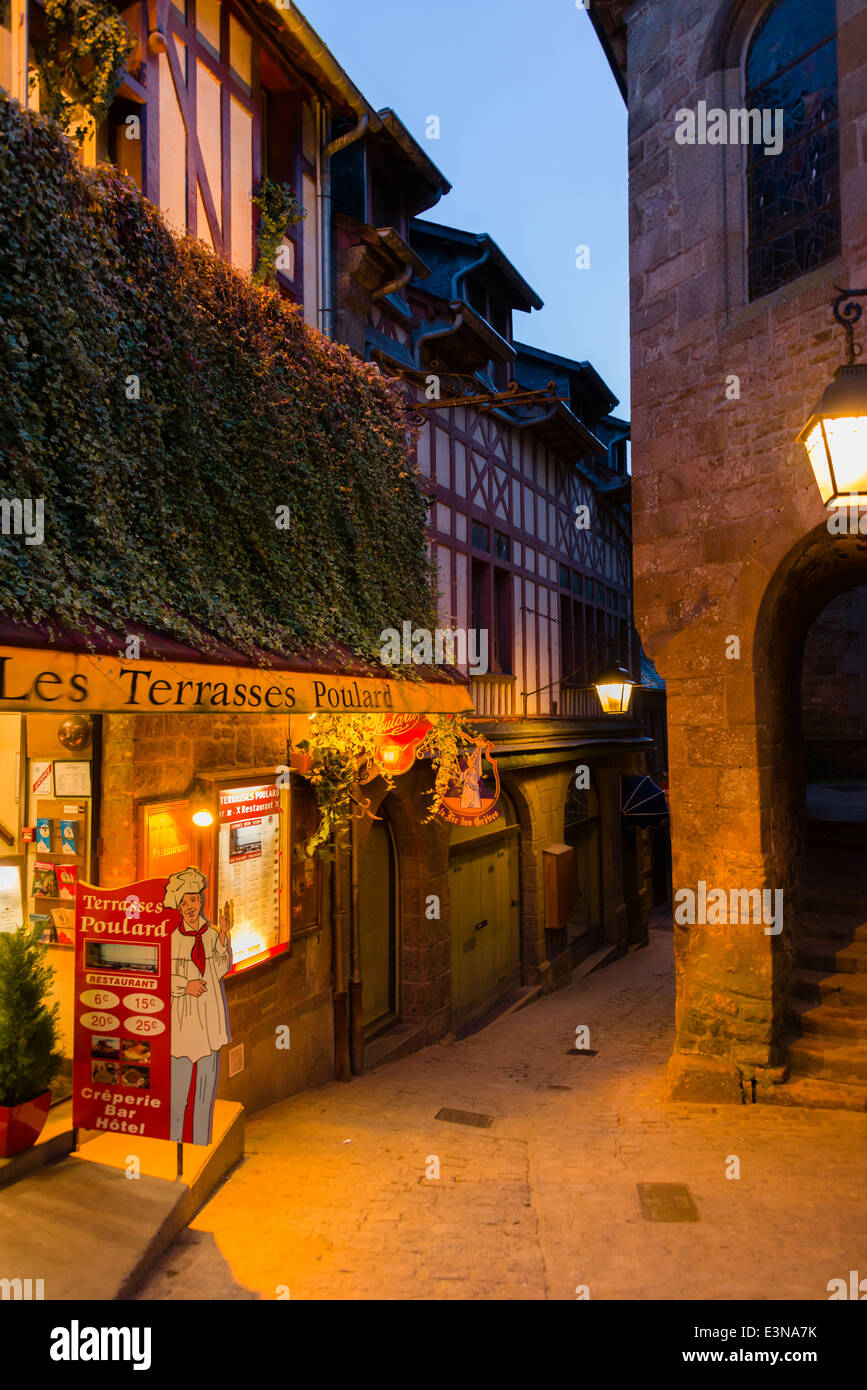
left=136, top=929, right=867, bottom=1301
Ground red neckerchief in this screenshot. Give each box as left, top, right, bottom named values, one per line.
left=179, top=918, right=209, bottom=976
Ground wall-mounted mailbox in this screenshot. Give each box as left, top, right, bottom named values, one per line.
left=543, top=843, right=574, bottom=931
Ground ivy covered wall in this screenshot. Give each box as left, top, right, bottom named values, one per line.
left=0, top=98, right=436, bottom=662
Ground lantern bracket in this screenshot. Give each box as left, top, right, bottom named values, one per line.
left=832, top=286, right=867, bottom=365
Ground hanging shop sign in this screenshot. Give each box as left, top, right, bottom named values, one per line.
left=437, top=736, right=502, bottom=828
left=363, top=713, right=432, bottom=779
left=0, top=647, right=472, bottom=715
left=73, top=867, right=234, bottom=1147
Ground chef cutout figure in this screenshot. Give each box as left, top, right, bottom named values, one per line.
left=163, top=867, right=233, bottom=1146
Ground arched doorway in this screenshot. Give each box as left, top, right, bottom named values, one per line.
left=783, top=582, right=867, bottom=1103
left=754, top=526, right=867, bottom=1104
left=448, top=791, right=520, bottom=1026
left=357, top=814, right=398, bottom=1034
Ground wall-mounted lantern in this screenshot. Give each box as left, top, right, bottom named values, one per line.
left=595, top=660, right=635, bottom=715
left=799, top=286, right=867, bottom=507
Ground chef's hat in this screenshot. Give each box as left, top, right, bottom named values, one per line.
left=163, top=866, right=207, bottom=910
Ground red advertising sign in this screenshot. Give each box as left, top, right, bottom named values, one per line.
left=72, top=878, right=177, bottom=1139
left=219, top=784, right=280, bottom=825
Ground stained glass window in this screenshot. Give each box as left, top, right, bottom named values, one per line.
left=746, top=0, right=840, bottom=300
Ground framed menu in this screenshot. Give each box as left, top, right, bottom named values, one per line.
left=215, top=780, right=289, bottom=974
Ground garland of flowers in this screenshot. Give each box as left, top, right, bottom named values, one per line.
left=33, top=0, right=136, bottom=144
left=295, top=712, right=476, bottom=855
left=251, top=177, right=306, bottom=287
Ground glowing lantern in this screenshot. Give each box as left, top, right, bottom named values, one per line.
left=595, top=661, right=635, bottom=715
left=799, top=289, right=867, bottom=507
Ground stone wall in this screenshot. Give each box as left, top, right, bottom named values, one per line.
left=619, top=0, right=867, bottom=1099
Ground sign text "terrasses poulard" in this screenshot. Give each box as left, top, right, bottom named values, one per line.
left=0, top=648, right=472, bottom=716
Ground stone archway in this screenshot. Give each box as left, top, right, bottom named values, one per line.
left=663, top=521, right=867, bottom=1104
left=754, top=524, right=867, bottom=907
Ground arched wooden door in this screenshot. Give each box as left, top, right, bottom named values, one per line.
left=358, top=817, right=397, bottom=1030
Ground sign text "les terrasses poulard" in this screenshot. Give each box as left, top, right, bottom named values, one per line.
left=0, top=649, right=471, bottom=716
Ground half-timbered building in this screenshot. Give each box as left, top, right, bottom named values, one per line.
left=331, top=162, right=661, bottom=1038
left=0, top=1, right=663, bottom=1087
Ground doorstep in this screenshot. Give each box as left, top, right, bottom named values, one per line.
left=364, top=1021, right=428, bottom=1071
left=0, top=1099, right=244, bottom=1300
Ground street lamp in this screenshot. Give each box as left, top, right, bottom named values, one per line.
left=594, top=659, right=635, bottom=714
left=799, top=286, right=867, bottom=507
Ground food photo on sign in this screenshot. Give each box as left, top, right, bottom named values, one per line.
left=73, top=867, right=234, bottom=1147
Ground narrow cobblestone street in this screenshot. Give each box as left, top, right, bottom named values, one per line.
left=136, top=930, right=867, bottom=1301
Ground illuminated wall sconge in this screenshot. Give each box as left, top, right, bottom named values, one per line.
left=192, top=807, right=214, bottom=828
left=799, top=287, right=867, bottom=507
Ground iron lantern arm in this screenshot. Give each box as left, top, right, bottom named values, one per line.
left=833, top=286, right=867, bottom=366
left=520, top=661, right=639, bottom=718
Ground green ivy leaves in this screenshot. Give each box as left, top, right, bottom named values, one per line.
left=0, top=99, right=437, bottom=664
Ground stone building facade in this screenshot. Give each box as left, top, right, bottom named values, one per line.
left=590, top=0, right=867, bottom=1103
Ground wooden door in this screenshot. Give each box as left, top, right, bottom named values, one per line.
left=449, top=834, right=519, bottom=1014
left=358, top=819, right=396, bottom=1028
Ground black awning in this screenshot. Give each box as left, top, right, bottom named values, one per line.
left=621, top=774, right=669, bottom=827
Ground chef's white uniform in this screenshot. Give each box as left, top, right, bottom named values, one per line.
left=170, top=917, right=231, bottom=1144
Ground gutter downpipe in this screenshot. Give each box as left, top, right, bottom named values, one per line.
left=319, top=113, right=369, bottom=338
left=414, top=312, right=465, bottom=364
left=278, top=7, right=380, bottom=338
left=451, top=245, right=490, bottom=302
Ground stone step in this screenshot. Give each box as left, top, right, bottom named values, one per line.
left=797, top=910, right=856, bottom=941
left=795, top=938, right=867, bottom=974
left=803, top=891, right=867, bottom=917
left=790, top=968, right=867, bottom=1008
left=854, top=921, right=867, bottom=942
left=790, top=998, right=867, bottom=1039
left=760, top=1076, right=867, bottom=1113
left=788, top=1037, right=867, bottom=1084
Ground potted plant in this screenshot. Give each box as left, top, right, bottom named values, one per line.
left=0, top=924, right=64, bottom=1157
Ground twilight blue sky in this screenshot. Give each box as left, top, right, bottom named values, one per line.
left=299, top=0, right=631, bottom=414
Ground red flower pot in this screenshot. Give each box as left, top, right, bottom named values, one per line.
left=289, top=752, right=315, bottom=776
left=0, top=1090, right=52, bottom=1157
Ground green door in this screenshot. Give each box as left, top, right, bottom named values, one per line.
left=358, top=819, right=396, bottom=1028
left=449, top=833, right=519, bottom=1014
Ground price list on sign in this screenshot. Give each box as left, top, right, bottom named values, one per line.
left=72, top=876, right=178, bottom=1139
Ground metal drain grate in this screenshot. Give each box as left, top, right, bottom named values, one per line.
left=637, top=1183, right=699, bottom=1222
left=435, top=1107, right=494, bottom=1128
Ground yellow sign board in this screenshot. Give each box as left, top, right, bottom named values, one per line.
left=0, top=647, right=472, bottom=716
